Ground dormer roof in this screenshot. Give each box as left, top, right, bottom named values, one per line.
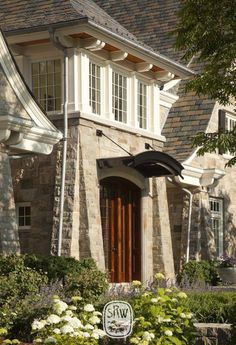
left=0, top=30, right=62, bottom=154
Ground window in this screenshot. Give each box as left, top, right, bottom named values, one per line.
left=210, top=198, right=223, bottom=257
left=112, top=71, right=127, bottom=123
left=16, top=203, right=31, bottom=230
left=89, top=61, right=101, bottom=115
left=137, top=81, right=147, bottom=129
left=31, top=59, right=61, bottom=112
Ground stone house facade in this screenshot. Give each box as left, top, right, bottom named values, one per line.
left=1, top=0, right=235, bottom=281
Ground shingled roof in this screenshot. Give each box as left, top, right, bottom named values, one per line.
left=0, top=0, right=137, bottom=44
left=94, top=0, right=217, bottom=162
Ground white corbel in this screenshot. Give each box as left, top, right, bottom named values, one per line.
left=10, top=44, right=24, bottom=56
left=110, top=50, right=128, bottom=61
left=55, top=34, right=75, bottom=48
left=81, top=38, right=105, bottom=51
left=136, top=62, right=153, bottom=72
left=156, top=71, right=175, bottom=81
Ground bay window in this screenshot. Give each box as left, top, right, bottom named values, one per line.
left=137, top=81, right=147, bottom=129
left=112, top=71, right=127, bottom=123
left=89, top=61, right=101, bottom=115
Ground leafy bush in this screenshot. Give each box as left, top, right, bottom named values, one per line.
left=184, top=291, right=236, bottom=324
left=0, top=255, right=108, bottom=342
left=24, top=255, right=108, bottom=302
left=177, top=260, right=220, bottom=286
left=31, top=296, right=106, bottom=345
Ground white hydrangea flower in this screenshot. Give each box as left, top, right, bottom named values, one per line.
left=154, top=272, right=165, bottom=280
left=84, top=324, right=94, bottom=330
left=82, top=332, right=90, bottom=338
left=130, top=337, right=140, bottom=344
left=180, top=313, right=186, bottom=318
left=93, top=311, right=102, bottom=316
left=177, top=292, right=188, bottom=299
left=92, top=329, right=106, bottom=339
left=165, top=330, right=173, bottom=337
left=60, top=325, right=74, bottom=334
left=65, top=310, right=73, bottom=316
left=69, top=317, right=83, bottom=329
left=53, top=300, right=68, bottom=315
left=53, top=328, right=61, bottom=335
left=61, top=315, right=73, bottom=322
left=163, top=318, right=171, bottom=322
left=172, top=298, right=178, bottom=303
left=89, top=315, right=100, bottom=324
left=84, top=304, right=95, bottom=312
left=186, top=312, right=193, bottom=319
left=44, top=336, right=57, bottom=344
left=157, top=316, right=164, bottom=323
left=142, top=331, right=155, bottom=341
left=69, top=306, right=77, bottom=311
left=46, top=314, right=61, bottom=324
left=32, top=320, right=47, bottom=330
left=34, top=338, right=42, bottom=343
left=150, top=298, right=159, bottom=303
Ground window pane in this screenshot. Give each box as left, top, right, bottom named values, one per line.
left=112, top=71, right=127, bottom=123
left=31, top=59, right=61, bottom=112
left=89, top=61, right=101, bottom=115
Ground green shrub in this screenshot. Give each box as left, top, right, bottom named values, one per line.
left=183, top=291, right=236, bottom=324
left=177, top=260, right=220, bottom=286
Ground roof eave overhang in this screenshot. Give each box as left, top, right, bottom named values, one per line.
left=5, top=18, right=195, bottom=79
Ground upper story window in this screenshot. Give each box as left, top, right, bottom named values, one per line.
left=89, top=61, right=101, bottom=115
left=137, top=81, right=147, bottom=129
left=31, top=59, right=61, bottom=112
left=16, top=203, right=31, bottom=230
left=210, top=197, right=223, bottom=257
left=112, top=71, right=127, bottom=123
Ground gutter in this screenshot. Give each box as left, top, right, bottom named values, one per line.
left=4, top=17, right=194, bottom=79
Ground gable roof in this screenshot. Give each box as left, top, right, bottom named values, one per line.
left=0, top=30, right=62, bottom=154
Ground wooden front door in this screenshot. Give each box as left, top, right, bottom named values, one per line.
left=100, top=177, right=141, bottom=283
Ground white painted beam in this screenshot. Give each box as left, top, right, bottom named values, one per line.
left=81, top=38, right=105, bottom=51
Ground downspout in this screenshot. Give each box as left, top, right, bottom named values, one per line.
left=168, top=178, right=193, bottom=263
left=182, top=188, right=193, bottom=263
left=49, top=29, right=69, bottom=256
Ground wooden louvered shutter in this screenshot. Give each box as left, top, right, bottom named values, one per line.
left=218, top=109, right=226, bottom=154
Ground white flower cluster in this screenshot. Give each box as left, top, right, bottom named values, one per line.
left=32, top=297, right=106, bottom=344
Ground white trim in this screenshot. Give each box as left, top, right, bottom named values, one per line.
left=80, top=111, right=166, bottom=141
left=160, top=90, right=179, bottom=109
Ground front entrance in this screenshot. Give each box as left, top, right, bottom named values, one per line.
left=100, top=177, right=141, bottom=283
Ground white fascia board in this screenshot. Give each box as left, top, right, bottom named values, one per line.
left=160, top=90, right=179, bottom=108
left=0, top=31, right=61, bottom=138
left=10, top=137, right=56, bottom=155
left=55, top=22, right=195, bottom=78
left=175, top=164, right=225, bottom=187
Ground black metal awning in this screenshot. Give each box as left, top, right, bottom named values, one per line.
left=97, top=151, right=183, bottom=178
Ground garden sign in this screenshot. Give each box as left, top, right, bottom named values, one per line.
left=103, top=300, right=133, bottom=339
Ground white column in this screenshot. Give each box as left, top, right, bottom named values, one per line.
left=67, top=48, right=78, bottom=112
left=130, top=72, right=138, bottom=128
left=150, top=82, right=160, bottom=135
left=104, top=61, right=113, bottom=120
left=77, top=49, right=90, bottom=113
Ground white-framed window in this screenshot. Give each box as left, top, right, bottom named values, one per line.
left=89, top=61, right=101, bottom=115
left=16, top=202, right=31, bottom=230
left=31, top=59, right=62, bottom=112
left=137, top=81, right=147, bottom=129
left=112, top=71, right=127, bottom=123
left=225, top=112, right=236, bottom=155
left=210, top=197, right=223, bottom=257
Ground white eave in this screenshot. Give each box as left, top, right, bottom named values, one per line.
left=0, top=30, right=62, bottom=154
left=174, top=164, right=225, bottom=187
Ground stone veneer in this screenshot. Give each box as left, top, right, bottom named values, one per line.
left=11, top=113, right=176, bottom=280
left=195, top=323, right=232, bottom=345
left=0, top=145, right=20, bottom=253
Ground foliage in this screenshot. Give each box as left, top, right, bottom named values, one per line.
left=128, top=276, right=195, bottom=345
left=175, top=0, right=236, bottom=105
left=31, top=296, right=106, bottom=345
left=177, top=260, right=220, bottom=286
left=217, top=255, right=236, bottom=268
left=184, top=291, right=236, bottom=324
left=24, top=255, right=108, bottom=303
left=0, top=255, right=108, bottom=342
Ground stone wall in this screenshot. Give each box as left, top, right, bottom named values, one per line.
left=195, top=323, right=232, bottom=345
left=0, top=146, right=20, bottom=253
